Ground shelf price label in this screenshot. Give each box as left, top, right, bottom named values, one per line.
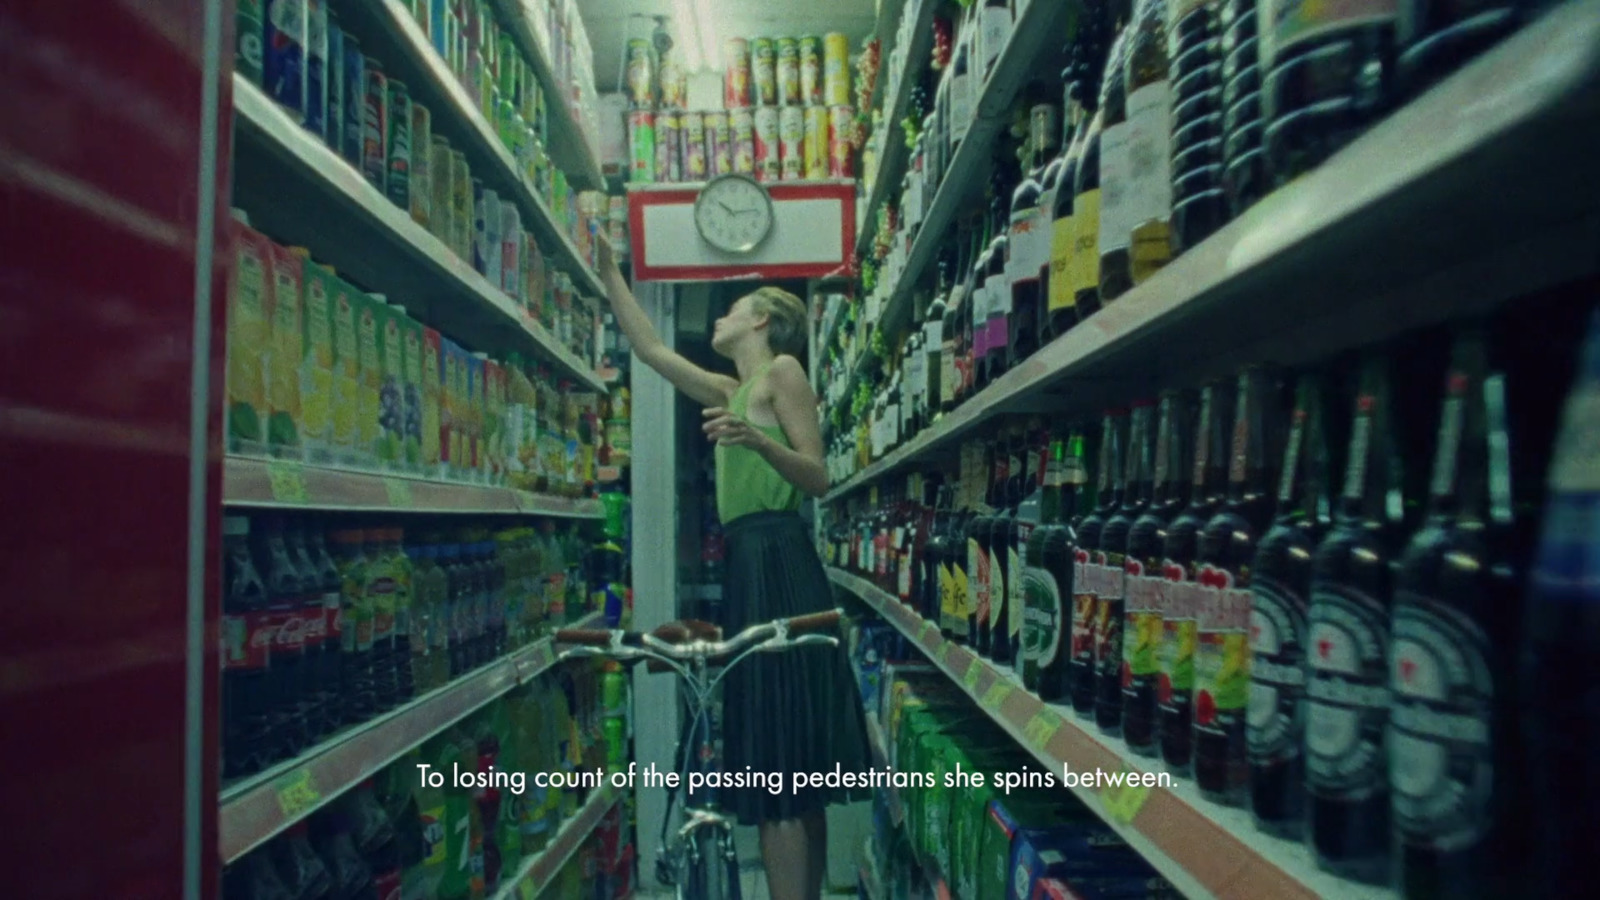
left=274, top=768, right=321, bottom=819
left=1100, top=767, right=1153, bottom=825
left=981, top=681, right=1014, bottom=709
left=934, top=642, right=952, bottom=665
left=382, top=477, right=413, bottom=507
left=961, top=659, right=984, bottom=691
left=266, top=461, right=309, bottom=504
left=918, top=620, right=939, bottom=645
left=1023, top=708, right=1064, bottom=748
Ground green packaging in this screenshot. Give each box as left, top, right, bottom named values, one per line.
left=400, top=312, right=425, bottom=468
left=226, top=221, right=272, bottom=455
left=378, top=301, right=406, bottom=466
left=329, top=275, right=361, bottom=461
left=299, top=258, right=338, bottom=459
left=355, top=292, right=383, bottom=464
left=267, top=243, right=304, bottom=453
left=235, top=0, right=264, bottom=85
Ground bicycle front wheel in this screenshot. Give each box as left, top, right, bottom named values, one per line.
left=678, top=823, right=743, bottom=900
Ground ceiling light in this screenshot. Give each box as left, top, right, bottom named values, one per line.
left=670, top=0, right=704, bottom=71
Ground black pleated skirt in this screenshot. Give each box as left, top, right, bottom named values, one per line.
left=719, top=510, right=871, bottom=826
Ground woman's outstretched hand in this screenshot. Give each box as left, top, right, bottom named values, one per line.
left=703, top=407, right=769, bottom=450
left=595, top=231, right=623, bottom=297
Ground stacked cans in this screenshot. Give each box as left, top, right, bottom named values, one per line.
left=712, top=32, right=853, bottom=181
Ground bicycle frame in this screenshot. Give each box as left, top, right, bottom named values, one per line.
left=555, top=611, right=843, bottom=900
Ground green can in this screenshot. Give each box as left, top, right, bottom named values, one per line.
left=603, top=716, right=626, bottom=767
left=235, top=0, right=264, bottom=85
left=601, top=670, right=627, bottom=715
left=386, top=80, right=412, bottom=210
left=627, top=110, right=655, bottom=184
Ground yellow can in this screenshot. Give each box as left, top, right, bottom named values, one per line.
left=803, top=106, right=829, bottom=179
left=823, top=32, right=850, bottom=106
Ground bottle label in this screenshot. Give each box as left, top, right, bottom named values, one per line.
left=1069, top=189, right=1102, bottom=294
left=1071, top=549, right=1096, bottom=666
left=223, top=611, right=275, bottom=670
left=1159, top=562, right=1199, bottom=703
left=1010, top=524, right=1030, bottom=644
left=972, top=279, right=989, bottom=357
left=1389, top=592, right=1494, bottom=852
left=1248, top=575, right=1309, bottom=765
left=1195, top=566, right=1252, bottom=734
left=1125, top=81, right=1174, bottom=231
left=941, top=339, right=959, bottom=404
left=1023, top=565, right=1064, bottom=667
left=1097, top=123, right=1131, bottom=256
left=1306, top=584, right=1391, bottom=799
left=1095, top=552, right=1127, bottom=678
left=979, top=6, right=1011, bottom=72
left=1123, top=562, right=1163, bottom=679
left=898, top=545, right=914, bottom=598
left=1008, top=208, right=1040, bottom=286
left=952, top=563, right=971, bottom=637
left=1262, top=0, right=1401, bottom=71
left=990, top=546, right=1007, bottom=631
left=1048, top=210, right=1077, bottom=313
left=938, top=562, right=957, bottom=630
left=984, top=272, right=1009, bottom=351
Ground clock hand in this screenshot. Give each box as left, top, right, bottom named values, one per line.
left=718, top=200, right=736, bottom=214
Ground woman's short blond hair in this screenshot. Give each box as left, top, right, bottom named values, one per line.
left=746, top=286, right=808, bottom=358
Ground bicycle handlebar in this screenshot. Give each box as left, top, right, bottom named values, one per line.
left=555, top=608, right=843, bottom=662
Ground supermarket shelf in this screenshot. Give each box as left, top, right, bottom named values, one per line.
left=865, top=716, right=904, bottom=826
left=223, top=456, right=604, bottom=518
left=231, top=77, right=606, bottom=392
left=219, top=611, right=604, bottom=863
left=487, top=0, right=606, bottom=189
left=857, top=0, right=938, bottom=256
left=490, top=782, right=621, bottom=900
left=872, top=0, right=1073, bottom=338
left=824, top=0, right=1600, bottom=503
left=345, top=0, right=607, bottom=297
left=828, top=568, right=1396, bottom=900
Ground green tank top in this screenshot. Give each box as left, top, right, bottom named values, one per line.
left=715, top=361, right=802, bottom=523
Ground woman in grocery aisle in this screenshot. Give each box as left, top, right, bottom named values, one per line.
left=596, top=238, right=870, bottom=900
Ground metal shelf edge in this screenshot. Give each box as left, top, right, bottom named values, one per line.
left=488, top=781, right=621, bottom=900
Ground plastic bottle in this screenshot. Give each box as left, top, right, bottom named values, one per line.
left=258, top=516, right=311, bottom=757
left=365, top=528, right=398, bottom=711
left=222, top=515, right=272, bottom=778
left=305, top=526, right=346, bottom=732
left=329, top=529, right=375, bottom=723
left=389, top=528, right=415, bottom=702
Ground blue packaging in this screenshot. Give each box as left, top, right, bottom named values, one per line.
left=340, top=34, right=364, bottom=165
left=325, top=19, right=343, bottom=152
left=430, top=0, right=449, bottom=59
left=1010, top=824, right=1154, bottom=900
left=303, top=0, right=328, bottom=139
left=263, top=0, right=307, bottom=118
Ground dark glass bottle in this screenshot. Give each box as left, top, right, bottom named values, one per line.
left=1170, top=0, right=1227, bottom=250
left=1069, top=12, right=1112, bottom=324
left=925, top=256, right=950, bottom=426
left=1072, top=411, right=1126, bottom=716
left=1124, top=391, right=1186, bottom=755
left=1261, top=0, right=1397, bottom=186
left=969, top=439, right=999, bottom=656
left=1009, top=104, right=1056, bottom=369
left=1220, top=0, right=1264, bottom=219
left=1001, top=425, right=1043, bottom=673
left=1025, top=434, right=1074, bottom=697
left=942, top=232, right=970, bottom=414
left=1194, top=367, right=1277, bottom=805
left=1161, top=382, right=1231, bottom=776
left=1041, top=432, right=1089, bottom=700
left=966, top=220, right=992, bottom=402
left=1396, top=0, right=1530, bottom=100
left=923, top=485, right=952, bottom=623
left=1045, top=75, right=1087, bottom=341
left=1097, top=403, right=1149, bottom=735
left=1096, top=25, right=1135, bottom=305
left=1305, top=356, right=1406, bottom=885
left=981, top=176, right=1012, bottom=389
left=1390, top=329, right=1523, bottom=899
left=1124, top=0, right=1176, bottom=282
left=1247, top=373, right=1334, bottom=838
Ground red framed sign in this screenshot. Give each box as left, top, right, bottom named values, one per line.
left=627, top=179, right=857, bottom=282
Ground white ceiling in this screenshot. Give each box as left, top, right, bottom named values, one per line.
left=576, top=0, right=880, bottom=92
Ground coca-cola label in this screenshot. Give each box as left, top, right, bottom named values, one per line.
left=1195, top=566, right=1251, bottom=733
left=1123, top=561, right=1163, bottom=681
left=1022, top=565, right=1064, bottom=668
left=299, top=601, right=328, bottom=650
left=270, top=606, right=307, bottom=653
left=223, top=611, right=274, bottom=670
left=1159, top=561, right=1198, bottom=707
left=1248, top=575, right=1309, bottom=765
left=1388, top=592, right=1494, bottom=851
left=1306, top=584, right=1391, bottom=800
left=1071, top=549, right=1095, bottom=665
left=323, top=591, right=342, bottom=648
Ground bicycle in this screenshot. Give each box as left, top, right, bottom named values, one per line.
left=555, top=608, right=846, bottom=900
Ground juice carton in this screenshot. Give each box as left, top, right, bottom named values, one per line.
left=504, top=356, right=539, bottom=491
left=466, top=353, right=486, bottom=479
left=297, top=257, right=337, bottom=460
left=441, top=340, right=464, bottom=473
left=355, top=292, right=383, bottom=465
left=329, top=275, right=361, bottom=463
left=500, top=205, right=522, bottom=301
left=450, top=151, right=472, bottom=261
left=263, top=0, right=307, bottom=120
left=399, top=312, right=425, bottom=469
left=378, top=302, right=407, bottom=467
left=483, top=359, right=505, bottom=484
left=226, top=219, right=273, bottom=456
left=428, top=137, right=453, bottom=251
left=266, top=242, right=304, bottom=455
left=421, top=328, right=442, bottom=470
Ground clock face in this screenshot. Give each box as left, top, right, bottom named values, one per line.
left=693, top=174, right=774, bottom=254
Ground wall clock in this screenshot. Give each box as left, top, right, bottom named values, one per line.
left=693, top=174, right=775, bottom=254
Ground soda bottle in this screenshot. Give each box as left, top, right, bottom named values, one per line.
left=311, top=808, right=375, bottom=899
left=437, top=543, right=462, bottom=680
left=285, top=522, right=332, bottom=742
left=1124, top=392, right=1186, bottom=755
left=365, top=529, right=398, bottom=711
left=407, top=542, right=436, bottom=695
left=1305, top=355, right=1406, bottom=884
left=1390, top=328, right=1524, bottom=898
left=1071, top=411, right=1125, bottom=716
left=1161, top=382, right=1231, bottom=777
left=1519, top=309, right=1600, bottom=899
left=269, top=821, right=331, bottom=899
left=258, top=516, right=311, bottom=758
left=304, top=526, right=346, bottom=732
left=1194, top=367, right=1278, bottom=805
left=348, top=779, right=402, bottom=900
left=1098, top=402, right=1150, bottom=735
left=224, top=849, right=296, bottom=900
left=379, top=754, right=428, bottom=900
left=222, top=515, right=272, bottom=778
left=388, top=529, right=415, bottom=703
left=329, top=529, right=375, bottom=723
left=1248, top=373, right=1334, bottom=837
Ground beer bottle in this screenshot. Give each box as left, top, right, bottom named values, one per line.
left=1391, top=328, right=1522, bottom=899
left=1026, top=433, right=1084, bottom=699
left=1124, top=391, right=1187, bottom=755
left=1007, top=423, right=1048, bottom=675
left=1098, top=402, right=1151, bottom=735
left=1161, top=382, right=1231, bottom=776
left=1073, top=411, right=1127, bottom=716
left=921, top=484, right=950, bottom=624
left=969, top=439, right=1000, bottom=655
left=1248, top=372, right=1334, bottom=837
left=989, top=428, right=1022, bottom=665
left=1194, top=367, right=1277, bottom=805
left=1305, top=355, right=1405, bottom=885
left=1519, top=309, right=1600, bottom=899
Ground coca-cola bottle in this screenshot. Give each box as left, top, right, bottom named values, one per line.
left=223, top=849, right=296, bottom=900
left=1305, top=356, right=1407, bottom=884
left=1194, top=367, right=1278, bottom=805
left=291, top=523, right=342, bottom=738
left=1519, top=309, right=1600, bottom=899
left=310, top=808, right=375, bottom=899
left=222, top=515, right=272, bottom=778
left=1161, top=383, right=1231, bottom=777
left=270, top=822, right=332, bottom=899
left=259, top=517, right=311, bottom=758
left=1072, top=411, right=1126, bottom=716
left=1248, top=373, right=1334, bottom=837
left=1390, top=328, right=1523, bottom=898
left=1124, top=392, right=1186, bottom=755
